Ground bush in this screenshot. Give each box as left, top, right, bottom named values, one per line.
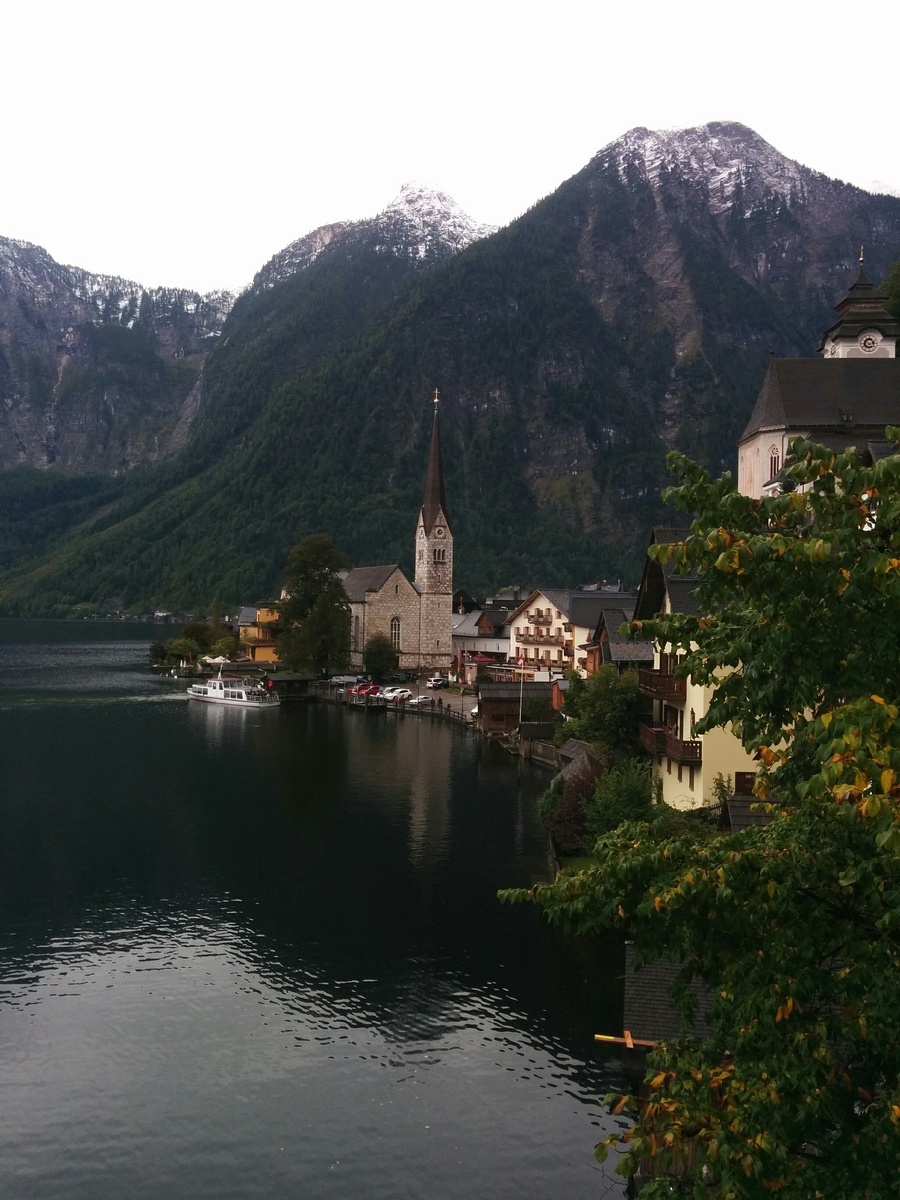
left=585, top=757, right=653, bottom=840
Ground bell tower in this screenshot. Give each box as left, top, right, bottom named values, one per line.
left=819, top=250, right=900, bottom=359
left=414, top=389, right=453, bottom=670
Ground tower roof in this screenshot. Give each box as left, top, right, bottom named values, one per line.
left=421, top=390, right=450, bottom=534
left=818, top=264, right=900, bottom=351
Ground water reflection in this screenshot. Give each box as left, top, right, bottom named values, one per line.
left=0, top=621, right=627, bottom=1199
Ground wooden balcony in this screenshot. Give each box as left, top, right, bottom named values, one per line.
left=640, top=725, right=702, bottom=762
left=664, top=732, right=702, bottom=763
left=638, top=667, right=686, bottom=703
left=516, top=631, right=565, bottom=646
left=639, top=724, right=666, bottom=754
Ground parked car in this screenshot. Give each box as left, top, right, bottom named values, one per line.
left=407, top=695, right=430, bottom=707
left=352, top=683, right=381, bottom=696
left=426, top=675, right=448, bottom=689
left=383, top=688, right=413, bottom=701
left=383, top=672, right=408, bottom=683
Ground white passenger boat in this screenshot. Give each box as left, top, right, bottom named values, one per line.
left=186, top=674, right=280, bottom=709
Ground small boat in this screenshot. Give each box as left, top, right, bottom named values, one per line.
left=186, top=673, right=280, bottom=709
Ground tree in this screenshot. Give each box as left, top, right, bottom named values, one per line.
left=503, top=436, right=900, bottom=1199
left=553, top=665, right=641, bottom=764
left=883, top=258, right=900, bottom=321
left=278, top=535, right=351, bottom=676
left=362, top=632, right=397, bottom=682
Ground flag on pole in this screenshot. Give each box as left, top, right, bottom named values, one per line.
left=517, top=655, right=525, bottom=667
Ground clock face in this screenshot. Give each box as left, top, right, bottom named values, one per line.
left=859, top=332, right=880, bottom=354
left=434, top=526, right=445, bottom=538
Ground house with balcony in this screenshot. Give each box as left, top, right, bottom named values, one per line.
left=633, top=530, right=757, bottom=809
left=238, top=603, right=281, bottom=663
left=505, top=587, right=627, bottom=676
left=505, top=590, right=573, bottom=673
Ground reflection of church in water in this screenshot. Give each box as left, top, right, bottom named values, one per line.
left=343, top=392, right=453, bottom=672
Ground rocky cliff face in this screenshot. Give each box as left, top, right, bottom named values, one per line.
left=0, top=237, right=234, bottom=472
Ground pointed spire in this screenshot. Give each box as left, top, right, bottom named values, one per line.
left=422, top=390, right=449, bottom=535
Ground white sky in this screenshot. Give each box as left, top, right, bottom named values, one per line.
left=3, top=0, right=898, bottom=295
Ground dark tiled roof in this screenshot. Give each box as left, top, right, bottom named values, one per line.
left=557, top=738, right=594, bottom=761
left=567, top=593, right=609, bottom=629
left=478, top=681, right=553, bottom=700
left=341, top=564, right=399, bottom=601
left=665, top=576, right=702, bottom=616
left=623, top=943, right=713, bottom=1043
left=238, top=606, right=259, bottom=625
left=721, top=796, right=773, bottom=832
left=741, top=358, right=900, bottom=441
left=602, top=606, right=655, bottom=663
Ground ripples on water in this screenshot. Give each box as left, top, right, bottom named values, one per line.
left=0, top=622, right=628, bottom=1199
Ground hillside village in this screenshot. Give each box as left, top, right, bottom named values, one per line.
left=225, top=260, right=900, bottom=816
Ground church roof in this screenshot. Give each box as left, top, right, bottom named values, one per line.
left=421, top=400, right=450, bottom=536
left=341, top=564, right=400, bottom=601
left=740, top=358, right=900, bottom=442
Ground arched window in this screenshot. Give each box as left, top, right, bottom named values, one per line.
left=390, top=616, right=401, bottom=650
left=433, top=547, right=445, bottom=564
left=769, top=445, right=780, bottom=480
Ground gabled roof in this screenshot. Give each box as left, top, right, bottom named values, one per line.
left=740, top=358, right=900, bottom=442
left=600, top=605, right=655, bottom=663
left=633, top=529, right=699, bottom=621
left=506, top=588, right=571, bottom=624
left=480, top=607, right=512, bottom=631
left=341, top=564, right=401, bottom=602
left=452, top=610, right=483, bottom=636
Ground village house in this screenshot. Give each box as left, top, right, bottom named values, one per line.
left=238, top=603, right=281, bottom=663
left=630, top=263, right=900, bottom=810
left=633, top=529, right=758, bottom=809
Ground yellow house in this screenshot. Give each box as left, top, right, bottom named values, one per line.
left=633, top=530, right=757, bottom=810
left=238, top=604, right=281, bottom=663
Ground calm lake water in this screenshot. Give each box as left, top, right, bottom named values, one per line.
left=0, top=620, right=628, bottom=1199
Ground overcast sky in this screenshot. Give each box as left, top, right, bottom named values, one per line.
left=3, top=0, right=898, bottom=294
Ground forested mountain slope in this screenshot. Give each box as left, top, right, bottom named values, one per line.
left=2, top=123, right=899, bottom=614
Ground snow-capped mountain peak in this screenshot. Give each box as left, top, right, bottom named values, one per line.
left=252, top=184, right=495, bottom=291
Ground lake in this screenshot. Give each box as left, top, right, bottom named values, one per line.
left=0, top=620, right=628, bottom=1198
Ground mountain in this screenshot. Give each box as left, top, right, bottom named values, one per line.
left=252, top=182, right=497, bottom=292
left=0, top=236, right=235, bottom=473
left=1, top=124, right=899, bottom=615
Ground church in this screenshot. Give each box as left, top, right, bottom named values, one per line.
left=342, top=392, right=453, bottom=673
left=738, top=258, right=900, bottom=498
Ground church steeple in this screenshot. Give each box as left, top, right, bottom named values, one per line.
left=414, top=390, right=453, bottom=667
left=819, top=255, right=900, bottom=358
left=421, top=388, right=450, bottom=535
